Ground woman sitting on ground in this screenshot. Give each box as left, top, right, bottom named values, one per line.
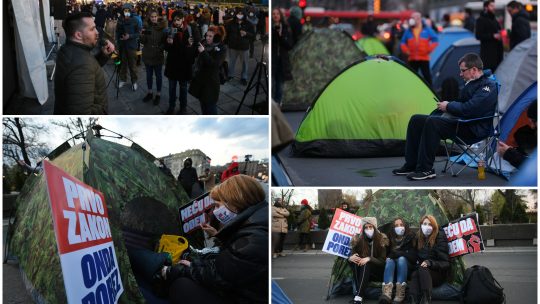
left=348, top=217, right=389, bottom=304
left=164, top=174, right=268, bottom=303
left=379, top=218, right=417, bottom=304
left=408, top=215, right=450, bottom=304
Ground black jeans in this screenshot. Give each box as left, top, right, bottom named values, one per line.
left=272, top=232, right=287, bottom=253
left=349, top=262, right=384, bottom=297
left=298, top=232, right=311, bottom=247
left=409, top=60, right=432, bottom=86
left=408, top=267, right=446, bottom=297
left=169, top=277, right=231, bottom=304
left=404, top=115, right=476, bottom=172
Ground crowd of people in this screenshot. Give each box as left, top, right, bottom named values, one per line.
left=54, top=1, right=267, bottom=115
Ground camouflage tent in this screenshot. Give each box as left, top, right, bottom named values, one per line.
left=281, top=28, right=365, bottom=111
left=328, top=190, right=466, bottom=299
left=8, top=130, right=190, bottom=303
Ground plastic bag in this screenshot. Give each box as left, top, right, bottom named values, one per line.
left=157, top=235, right=189, bottom=264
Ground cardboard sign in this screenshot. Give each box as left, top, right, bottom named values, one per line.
left=43, top=160, right=124, bottom=304
left=442, top=213, right=485, bottom=257
left=322, top=209, right=363, bottom=258
left=179, top=192, right=215, bottom=234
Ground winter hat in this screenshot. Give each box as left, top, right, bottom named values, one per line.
left=301, top=199, right=309, bottom=206
left=362, top=217, right=378, bottom=229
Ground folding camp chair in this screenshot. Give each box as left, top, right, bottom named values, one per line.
left=442, top=74, right=502, bottom=177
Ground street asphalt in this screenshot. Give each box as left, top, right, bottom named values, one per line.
left=272, top=247, right=537, bottom=304
left=4, top=40, right=268, bottom=115
left=276, top=112, right=509, bottom=187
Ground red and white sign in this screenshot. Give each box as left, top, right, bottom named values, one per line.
left=44, top=161, right=123, bottom=303
left=442, top=213, right=484, bottom=258
left=322, top=209, right=363, bottom=258
left=179, top=192, right=215, bottom=234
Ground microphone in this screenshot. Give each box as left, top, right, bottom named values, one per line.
left=99, top=38, right=118, bottom=56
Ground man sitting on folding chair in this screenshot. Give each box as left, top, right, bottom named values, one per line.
left=393, top=53, right=498, bottom=180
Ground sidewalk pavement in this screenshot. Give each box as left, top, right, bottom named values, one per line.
left=4, top=41, right=268, bottom=115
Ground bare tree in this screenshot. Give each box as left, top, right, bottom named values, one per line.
left=3, top=118, right=49, bottom=166
left=277, top=189, right=295, bottom=207
left=52, top=117, right=99, bottom=145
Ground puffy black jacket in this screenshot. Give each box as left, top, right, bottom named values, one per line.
left=446, top=72, right=498, bottom=139
left=510, top=10, right=531, bottom=50
left=387, top=232, right=417, bottom=266
left=170, top=201, right=268, bottom=304
left=54, top=40, right=109, bottom=114
left=226, top=20, right=255, bottom=51
left=140, top=20, right=167, bottom=66
left=417, top=229, right=450, bottom=272
left=164, top=27, right=197, bottom=81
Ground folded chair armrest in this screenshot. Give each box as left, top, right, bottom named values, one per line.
left=457, top=115, right=497, bottom=124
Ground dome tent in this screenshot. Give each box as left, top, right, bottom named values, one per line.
left=430, top=27, right=474, bottom=69
left=292, top=56, right=437, bottom=157
left=327, top=189, right=466, bottom=300
left=500, top=82, right=537, bottom=146
left=355, top=37, right=390, bottom=56
left=495, top=35, right=537, bottom=113
left=7, top=129, right=191, bottom=303
left=281, top=28, right=365, bottom=111
left=431, top=37, right=480, bottom=94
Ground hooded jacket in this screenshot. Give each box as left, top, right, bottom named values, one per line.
left=400, top=22, right=439, bottom=61
left=446, top=71, right=498, bottom=139
left=169, top=201, right=268, bottom=303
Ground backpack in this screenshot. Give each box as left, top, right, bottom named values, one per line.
left=461, top=265, right=505, bottom=304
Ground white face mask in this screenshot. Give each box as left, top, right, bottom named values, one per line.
left=364, top=229, right=374, bottom=239
left=124, top=12, right=131, bottom=17
left=409, top=18, right=416, bottom=27
left=421, top=224, right=433, bottom=236
left=213, top=204, right=237, bottom=224
left=237, top=14, right=244, bottom=20
left=394, top=226, right=405, bottom=236
left=249, top=12, right=254, bottom=17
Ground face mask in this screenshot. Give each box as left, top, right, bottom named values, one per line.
left=364, top=229, right=374, bottom=239
left=213, top=204, right=237, bottom=224
left=421, top=225, right=433, bottom=236
left=409, top=18, right=416, bottom=27
left=394, top=226, right=405, bottom=236
left=124, top=12, right=131, bottom=17
left=249, top=12, right=254, bottom=17
left=237, top=14, right=244, bottom=20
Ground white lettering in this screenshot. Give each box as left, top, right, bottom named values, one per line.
left=63, top=210, right=82, bottom=244
left=63, top=177, right=78, bottom=208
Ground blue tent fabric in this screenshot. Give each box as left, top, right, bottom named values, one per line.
left=272, top=280, right=293, bottom=304
left=271, top=156, right=293, bottom=186
left=500, top=82, right=537, bottom=142
left=430, top=27, right=474, bottom=69
left=431, top=37, right=480, bottom=93
left=510, top=149, right=537, bottom=186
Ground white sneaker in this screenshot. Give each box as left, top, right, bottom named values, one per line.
left=118, top=81, right=127, bottom=88
left=132, top=83, right=138, bottom=91
left=353, top=296, right=363, bottom=304
left=272, top=253, right=278, bottom=259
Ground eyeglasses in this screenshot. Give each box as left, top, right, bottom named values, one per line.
left=460, top=67, right=473, bottom=73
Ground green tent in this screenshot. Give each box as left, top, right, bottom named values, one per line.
left=292, top=56, right=437, bottom=157
left=281, top=28, right=365, bottom=111
left=328, top=189, right=466, bottom=298
left=355, top=37, right=390, bottom=56
left=7, top=129, right=190, bottom=303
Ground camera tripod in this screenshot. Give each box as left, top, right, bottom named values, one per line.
left=235, top=40, right=268, bottom=115
left=106, top=56, right=123, bottom=99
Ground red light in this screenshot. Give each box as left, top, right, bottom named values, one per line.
left=383, top=32, right=390, bottom=40
left=299, top=0, right=307, bottom=9
left=300, top=17, right=306, bottom=24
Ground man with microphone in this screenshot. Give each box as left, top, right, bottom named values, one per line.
left=54, top=12, right=115, bottom=114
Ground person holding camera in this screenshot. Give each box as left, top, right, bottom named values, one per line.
left=225, top=8, right=255, bottom=85
left=164, top=14, right=197, bottom=114
left=140, top=10, right=166, bottom=105
left=189, top=26, right=227, bottom=115
left=116, top=4, right=141, bottom=91
left=54, top=12, right=115, bottom=114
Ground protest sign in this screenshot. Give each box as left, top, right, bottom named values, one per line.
left=179, top=192, right=216, bottom=234
left=442, top=213, right=484, bottom=258
left=43, top=160, right=123, bottom=304
left=322, top=209, right=363, bottom=258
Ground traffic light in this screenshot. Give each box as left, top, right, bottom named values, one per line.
left=299, top=0, right=307, bottom=9
left=374, top=0, right=380, bottom=13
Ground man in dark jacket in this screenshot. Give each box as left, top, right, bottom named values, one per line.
left=54, top=12, right=115, bottom=114
left=226, top=9, right=255, bottom=85
left=507, top=1, right=531, bottom=50
left=475, top=0, right=503, bottom=72
left=178, top=158, right=199, bottom=198
left=463, top=8, right=475, bottom=32
left=393, top=53, right=498, bottom=180
left=94, top=4, right=107, bottom=37
left=117, top=4, right=140, bottom=91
